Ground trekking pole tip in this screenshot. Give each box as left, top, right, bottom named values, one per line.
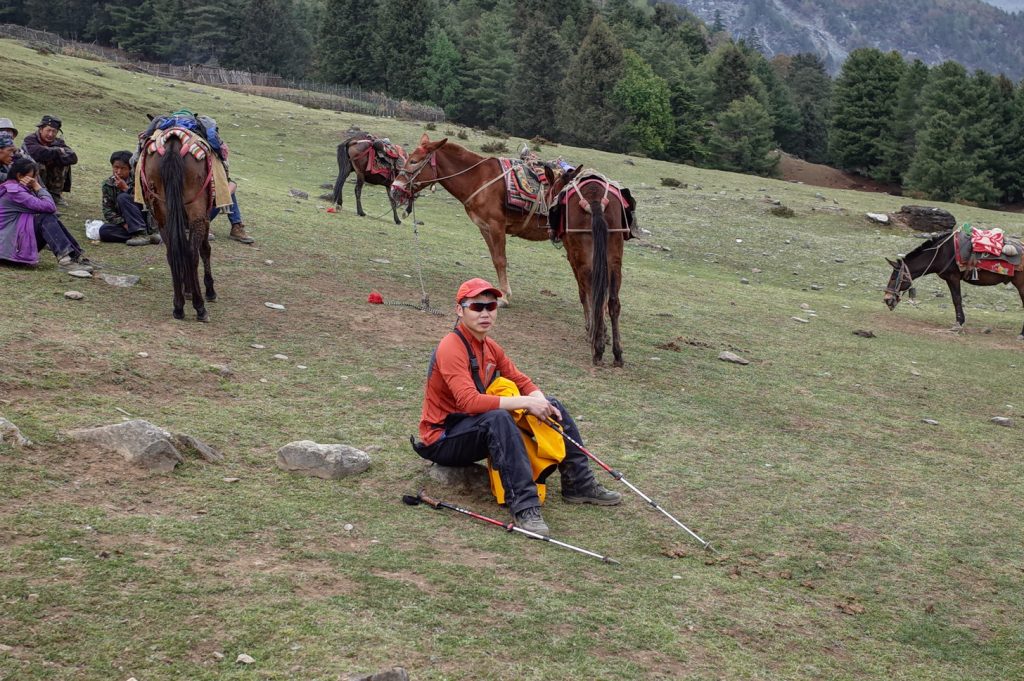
left=703, top=542, right=718, bottom=555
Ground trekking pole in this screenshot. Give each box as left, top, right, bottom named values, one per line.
left=402, top=490, right=619, bottom=565
left=544, top=418, right=716, bottom=553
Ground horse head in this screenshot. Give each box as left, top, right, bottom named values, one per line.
left=390, top=133, right=448, bottom=206
left=883, top=257, right=915, bottom=310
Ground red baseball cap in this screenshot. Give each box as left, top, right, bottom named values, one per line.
left=456, top=277, right=503, bottom=303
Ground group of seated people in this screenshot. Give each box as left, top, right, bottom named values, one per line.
left=0, top=111, right=254, bottom=272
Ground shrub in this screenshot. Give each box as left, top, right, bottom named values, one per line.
left=425, top=122, right=436, bottom=131
left=769, top=205, right=796, bottom=218
left=480, top=141, right=508, bottom=154
left=456, top=129, right=469, bottom=140
left=484, top=126, right=509, bottom=138
left=660, top=177, right=683, bottom=188
left=530, top=135, right=557, bottom=147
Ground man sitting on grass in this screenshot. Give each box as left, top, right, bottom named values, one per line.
left=99, top=151, right=160, bottom=246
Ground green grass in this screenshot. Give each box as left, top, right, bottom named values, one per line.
left=1, top=40, right=1023, bottom=680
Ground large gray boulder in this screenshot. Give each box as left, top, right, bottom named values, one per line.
left=66, top=420, right=223, bottom=473
left=0, top=417, right=32, bottom=447
left=276, top=441, right=371, bottom=480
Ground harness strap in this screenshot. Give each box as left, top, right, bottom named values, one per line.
left=464, top=163, right=514, bottom=205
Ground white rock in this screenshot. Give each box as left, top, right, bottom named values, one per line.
left=273, top=354, right=289, bottom=360
left=277, top=441, right=371, bottom=480
left=236, top=653, right=255, bottom=664
left=296, top=365, right=307, bottom=369
left=66, top=269, right=92, bottom=278
left=0, top=417, right=32, bottom=447
left=264, top=260, right=274, bottom=266
left=866, top=212, right=890, bottom=224
left=991, top=417, right=1014, bottom=427
left=64, top=290, right=84, bottom=300
left=100, top=274, right=140, bottom=288
left=264, top=302, right=285, bottom=310
left=791, top=317, right=810, bottom=324
left=718, top=351, right=750, bottom=365
left=344, top=523, right=354, bottom=531
left=250, top=344, right=266, bottom=349
left=922, top=419, right=939, bottom=425
left=137, top=352, right=149, bottom=358
left=223, top=477, right=241, bottom=483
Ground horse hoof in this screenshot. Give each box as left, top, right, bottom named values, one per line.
left=206, top=293, right=217, bottom=302
left=613, top=359, right=624, bottom=368
left=497, top=298, right=510, bottom=308
left=1017, top=334, right=1024, bottom=341
left=173, top=309, right=185, bottom=320
left=197, top=310, right=209, bottom=323
left=357, top=211, right=366, bottom=217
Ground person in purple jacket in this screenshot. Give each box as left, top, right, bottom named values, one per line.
left=0, top=156, right=95, bottom=271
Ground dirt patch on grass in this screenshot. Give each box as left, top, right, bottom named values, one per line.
left=778, top=154, right=900, bottom=194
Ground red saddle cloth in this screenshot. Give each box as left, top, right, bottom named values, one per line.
left=971, top=228, right=1004, bottom=255
left=498, top=158, right=549, bottom=214
left=955, top=228, right=1018, bottom=276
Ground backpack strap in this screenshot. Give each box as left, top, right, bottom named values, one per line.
left=453, top=328, right=487, bottom=394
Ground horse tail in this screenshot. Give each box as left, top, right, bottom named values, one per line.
left=161, top=138, right=192, bottom=290
left=589, top=199, right=609, bottom=355
left=332, top=140, right=352, bottom=205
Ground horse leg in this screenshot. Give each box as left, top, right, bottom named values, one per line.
left=472, top=215, right=512, bottom=302
left=355, top=175, right=366, bottom=217
left=166, top=248, right=185, bottom=320
left=188, top=229, right=208, bottom=322
left=1013, top=277, right=1024, bottom=339
left=388, top=185, right=402, bottom=225
left=945, top=275, right=965, bottom=332
left=610, top=267, right=623, bottom=367
left=200, top=224, right=216, bottom=302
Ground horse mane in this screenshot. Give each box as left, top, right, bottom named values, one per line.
left=901, top=230, right=955, bottom=261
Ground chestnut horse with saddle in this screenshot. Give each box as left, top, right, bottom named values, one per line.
left=332, top=133, right=407, bottom=224
left=390, top=134, right=633, bottom=366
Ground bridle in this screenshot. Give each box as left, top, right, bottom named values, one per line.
left=885, top=259, right=914, bottom=304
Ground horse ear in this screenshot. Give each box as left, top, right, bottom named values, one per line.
left=146, top=113, right=155, bottom=121
left=419, top=133, right=430, bottom=145
left=429, top=137, right=449, bottom=151
left=543, top=166, right=555, bottom=185
left=885, top=257, right=898, bottom=268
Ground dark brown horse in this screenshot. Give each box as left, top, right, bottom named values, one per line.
left=389, top=134, right=551, bottom=300
left=545, top=167, right=628, bottom=366
left=332, top=133, right=406, bottom=224
left=884, top=231, right=1024, bottom=339
left=141, top=131, right=215, bottom=321
left=391, top=135, right=628, bottom=366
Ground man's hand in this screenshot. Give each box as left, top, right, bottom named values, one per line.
left=520, top=395, right=559, bottom=420
left=114, top=176, right=129, bottom=192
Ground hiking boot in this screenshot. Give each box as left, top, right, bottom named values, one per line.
left=229, top=222, right=254, bottom=244
left=74, top=255, right=101, bottom=270
left=207, top=231, right=216, bottom=241
left=513, top=506, right=550, bottom=536
left=148, top=232, right=162, bottom=245
left=562, top=481, right=622, bottom=506
left=58, top=256, right=93, bottom=273
left=126, top=233, right=150, bottom=247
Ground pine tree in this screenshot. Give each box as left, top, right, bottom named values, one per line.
left=421, top=25, right=462, bottom=116
left=317, top=0, right=382, bottom=87
left=613, top=50, right=674, bottom=156
left=876, top=59, right=929, bottom=183
left=707, top=43, right=761, bottom=114
left=666, top=76, right=706, bottom=163
left=556, top=14, right=627, bottom=150
left=458, top=19, right=515, bottom=129
left=379, top=0, right=437, bottom=98
left=782, top=53, right=832, bottom=163
left=711, top=9, right=725, bottom=33
left=829, top=48, right=905, bottom=177
left=707, top=96, right=778, bottom=175
left=506, top=18, right=570, bottom=139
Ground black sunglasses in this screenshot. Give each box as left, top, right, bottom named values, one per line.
left=461, top=301, right=498, bottom=312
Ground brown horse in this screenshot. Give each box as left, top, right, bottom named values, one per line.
left=389, top=134, right=551, bottom=300
left=883, top=231, right=1024, bottom=339
left=141, top=131, right=215, bottom=321
left=391, top=135, right=628, bottom=366
left=545, top=166, right=628, bottom=366
left=332, top=133, right=406, bottom=224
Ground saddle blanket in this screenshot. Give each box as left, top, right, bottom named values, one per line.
left=499, top=158, right=549, bottom=215
left=551, top=171, right=636, bottom=240
left=956, top=225, right=1022, bottom=276
left=352, top=135, right=406, bottom=180
left=134, top=127, right=232, bottom=210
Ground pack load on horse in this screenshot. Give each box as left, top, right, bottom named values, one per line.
left=390, top=134, right=636, bottom=365
left=331, top=132, right=408, bottom=224
left=136, top=115, right=233, bottom=321
left=883, top=224, right=1024, bottom=339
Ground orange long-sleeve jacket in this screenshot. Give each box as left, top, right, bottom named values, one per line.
left=418, top=324, right=539, bottom=446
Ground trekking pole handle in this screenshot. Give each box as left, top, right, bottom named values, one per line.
left=417, top=490, right=442, bottom=508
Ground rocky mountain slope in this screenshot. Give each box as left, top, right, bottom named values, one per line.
left=674, top=0, right=1024, bottom=78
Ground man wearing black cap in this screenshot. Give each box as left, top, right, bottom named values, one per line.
left=21, top=115, right=78, bottom=205
left=411, top=277, right=621, bottom=536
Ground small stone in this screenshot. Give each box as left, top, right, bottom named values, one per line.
left=792, top=317, right=810, bottom=324
left=222, top=477, right=240, bottom=483
left=672, top=575, right=682, bottom=580
left=866, top=212, right=890, bottom=224
left=810, top=284, right=824, bottom=291
left=288, top=188, right=309, bottom=199
left=66, top=269, right=92, bottom=278
left=213, top=651, right=225, bottom=660
left=735, top=238, right=743, bottom=243
left=137, top=352, right=149, bottom=358
left=370, top=258, right=392, bottom=264
left=296, top=365, right=308, bottom=369
left=718, top=351, right=749, bottom=365
left=751, top=268, right=762, bottom=273
left=100, top=273, right=141, bottom=288
left=983, top=327, right=993, bottom=334
left=210, top=364, right=234, bottom=377
left=272, top=354, right=289, bottom=360
left=264, top=302, right=285, bottom=310
left=990, top=417, right=1014, bottom=427
left=264, top=260, right=274, bottom=266
left=922, top=419, right=939, bottom=425
left=259, top=378, right=268, bottom=384
left=800, top=303, right=811, bottom=310
left=0, top=644, right=13, bottom=652
left=910, top=369, right=921, bottom=376
left=250, top=344, right=266, bottom=349
left=236, top=653, right=255, bottom=664
left=739, top=278, right=749, bottom=284
left=344, top=523, right=354, bottom=531
left=64, top=290, right=84, bottom=300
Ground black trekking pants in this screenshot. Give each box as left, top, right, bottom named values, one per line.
left=412, top=398, right=594, bottom=514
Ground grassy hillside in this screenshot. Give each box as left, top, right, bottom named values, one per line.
left=1, top=40, right=1023, bottom=681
